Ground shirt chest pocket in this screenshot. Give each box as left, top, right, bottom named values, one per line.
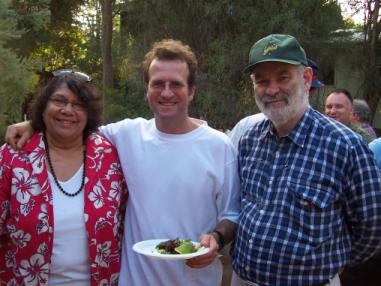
left=286, top=181, right=341, bottom=244
left=288, top=181, right=333, bottom=209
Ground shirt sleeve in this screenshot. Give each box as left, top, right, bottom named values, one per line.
left=216, top=143, right=240, bottom=223
left=98, top=119, right=134, bottom=146
left=228, top=120, right=247, bottom=150
left=369, top=138, right=381, bottom=171
left=98, top=124, right=114, bottom=145
left=228, top=114, right=267, bottom=149
left=345, top=140, right=381, bottom=265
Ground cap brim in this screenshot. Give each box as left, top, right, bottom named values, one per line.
left=243, top=59, right=305, bottom=74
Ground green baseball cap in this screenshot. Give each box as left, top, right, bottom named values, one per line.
left=244, top=34, right=308, bottom=73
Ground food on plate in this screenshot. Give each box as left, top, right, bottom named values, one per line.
left=155, top=238, right=201, bottom=254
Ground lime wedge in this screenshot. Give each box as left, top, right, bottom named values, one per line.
left=174, top=240, right=195, bottom=254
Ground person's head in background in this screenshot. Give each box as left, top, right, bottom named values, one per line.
left=352, top=99, right=371, bottom=125
left=351, top=98, right=378, bottom=140
left=307, top=58, right=324, bottom=97
left=324, top=88, right=353, bottom=126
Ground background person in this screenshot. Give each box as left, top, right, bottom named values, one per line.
left=337, top=124, right=381, bottom=286
left=351, top=98, right=377, bottom=140
left=307, top=58, right=324, bottom=97
left=5, top=40, right=240, bottom=286
left=230, top=34, right=381, bottom=286
left=370, top=136, right=381, bottom=170
left=0, top=70, right=127, bottom=285
left=325, top=88, right=373, bottom=142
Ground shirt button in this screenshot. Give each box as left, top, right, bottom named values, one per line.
left=269, top=180, right=273, bottom=185
left=245, top=266, right=250, bottom=272
left=259, top=210, right=265, bottom=215
left=249, top=239, right=253, bottom=244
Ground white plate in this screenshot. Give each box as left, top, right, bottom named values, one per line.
left=132, top=239, right=209, bottom=260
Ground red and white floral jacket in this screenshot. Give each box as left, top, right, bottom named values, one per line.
left=0, top=132, right=128, bottom=286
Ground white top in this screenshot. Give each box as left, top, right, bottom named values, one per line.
left=99, top=118, right=240, bottom=286
left=228, top=113, right=267, bottom=148
left=48, top=165, right=90, bottom=286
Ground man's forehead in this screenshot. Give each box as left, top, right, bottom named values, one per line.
left=148, top=58, right=188, bottom=74
left=327, top=93, right=352, bottom=106
left=150, top=57, right=187, bottom=67
left=328, top=92, right=351, bottom=101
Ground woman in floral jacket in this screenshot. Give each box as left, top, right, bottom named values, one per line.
left=0, top=70, right=127, bottom=286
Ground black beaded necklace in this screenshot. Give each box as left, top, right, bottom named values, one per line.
left=44, top=135, right=86, bottom=197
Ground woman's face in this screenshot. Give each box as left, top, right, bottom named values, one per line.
left=43, top=83, right=88, bottom=144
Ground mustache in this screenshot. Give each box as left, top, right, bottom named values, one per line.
left=261, top=94, right=288, bottom=105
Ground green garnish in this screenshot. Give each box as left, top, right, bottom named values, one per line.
left=155, top=238, right=200, bottom=254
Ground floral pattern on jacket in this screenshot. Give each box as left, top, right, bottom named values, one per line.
left=0, top=132, right=128, bottom=286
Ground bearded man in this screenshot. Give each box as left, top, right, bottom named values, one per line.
left=230, top=34, right=381, bottom=286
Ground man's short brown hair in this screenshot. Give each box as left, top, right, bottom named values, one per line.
left=142, top=39, right=198, bottom=88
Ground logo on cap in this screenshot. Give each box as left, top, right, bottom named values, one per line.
left=263, top=44, right=278, bottom=56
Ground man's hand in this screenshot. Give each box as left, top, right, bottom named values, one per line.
left=186, top=219, right=237, bottom=268
left=185, top=233, right=219, bottom=268
left=5, top=121, right=33, bottom=150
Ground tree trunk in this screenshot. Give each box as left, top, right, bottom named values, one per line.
left=119, top=4, right=128, bottom=55
left=100, top=0, right=113, bottom=91
left=363, top=0, right=381, bottom=116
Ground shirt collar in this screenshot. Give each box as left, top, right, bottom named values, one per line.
left=259, top=106, right=313, bottom=147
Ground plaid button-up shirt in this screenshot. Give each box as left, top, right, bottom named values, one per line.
left=231, top=107, right=381, bottom=286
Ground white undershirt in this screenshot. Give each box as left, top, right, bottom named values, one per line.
left=48, top=164, right=90, bottom=286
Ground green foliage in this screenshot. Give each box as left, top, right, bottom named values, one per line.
left=117, top=0, right=344, bottom=129
left=8, top=0, right=94, bottom=73
left=0, top=49, right=37, bottom=120
left=1, top=0, right=350, bottom=132
left=0, top=0, right=38, bottom=138
left=7, top=0, right=51, bottom=58
left=0, top=0, right=21, bottom=41
left=102, top=86, right=151, bottom=124
left=343, top=17, right=364, bottom=30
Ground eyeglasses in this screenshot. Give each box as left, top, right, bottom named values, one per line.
left=49, top=97, right=86, bottom=111
left=52, top=69, right=92, bottom=82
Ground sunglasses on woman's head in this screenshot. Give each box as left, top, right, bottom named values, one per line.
left=52, top=69, right=92, bottom=82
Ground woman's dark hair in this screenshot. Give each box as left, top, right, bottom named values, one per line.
left=29, top=73, right=102, bottom=138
